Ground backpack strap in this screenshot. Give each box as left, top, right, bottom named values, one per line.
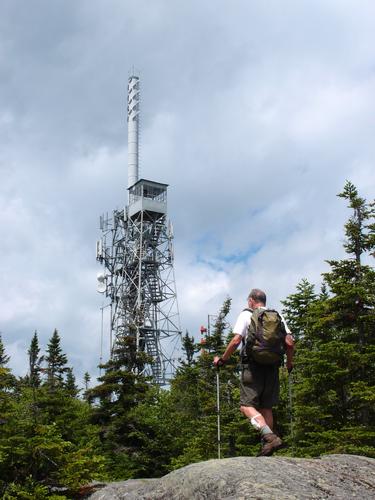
left=240, top=308, right=253, bottom=361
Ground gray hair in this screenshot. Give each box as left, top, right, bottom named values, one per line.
left=248, top=288, right=267, bottom=305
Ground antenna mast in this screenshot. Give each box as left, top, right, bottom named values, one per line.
left=96, top=74, right=181, bottom=385
left=127, top=75, right=140, bottom=189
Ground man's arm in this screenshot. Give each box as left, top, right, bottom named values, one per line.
left=213, top=334, right=242, bottom=366
left=285, top=334, right=294, bottom=372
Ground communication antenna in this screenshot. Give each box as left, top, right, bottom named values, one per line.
left=127, top=75, right=140, bottom=189
left=96, top=272, right=106, bottom=294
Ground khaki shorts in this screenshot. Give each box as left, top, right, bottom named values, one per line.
left=240, top=361, right=280, bottom=409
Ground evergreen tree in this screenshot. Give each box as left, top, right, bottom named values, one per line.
left=27, top=330, right=42, bottom=388
left=65, top=367, right=79, bottom=397
left=0, top=337, right=25, bottom=491
left=0, top=333, right=106, bottom=497
left=0, top=334, right=16, bottom=431
left=322, top=181, right=375, bottom=347
left=320, top=181, right=375, bottom=431
left=286, top=182, right=375, bottom=457
left=319, top=283, right=329, bottom=300
left=37, top=331, right=97, bottom=444
left=181, top=331, right=197, bottom=366
left=205, top=297, right=231, bottom=352
left=43, top=329, right=69, bottom=389
left=281, top=279, right=317, bottom=341
left=276, top=280, right=320, bottom=452
left=84, top=371, right=91, bottom=391
left=0, top=333, right=10, bottom=366
left=83, top=371, right=91, bottom=403
left=89, top=334, right=151, bottom=479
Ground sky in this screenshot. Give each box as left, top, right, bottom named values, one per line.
left=1, top=0, right=374, bottom=384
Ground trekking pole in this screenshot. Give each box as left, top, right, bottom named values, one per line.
left=216, top=367, right=221, bottom=459
left=288, top=370, right=294, bottom=453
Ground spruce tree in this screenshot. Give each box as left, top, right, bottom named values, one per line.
left=83, top=371, right=91, bottom=391
left=322, top=181, right=375, bottom=347
left=0, top=334, right=16, bottom=427
left=0, top=336, right=18, bottom=489
left=277, top=279, right=319, bottom=450
left=65, top=367, right=79, bottom=397
left=320, top=181, right=375, bottom=433
left=38, top=330, right=90, bottom=444
left=43, top=329, right=68, bottom=389
left=205, top=297, right=231, bottom=352
left=27, top=330, right=42, bottom=388
left=1, top=332, right=107, bottom=496
left=286, top=182, right=375, bottom=457
left=281, top=279, right=317, bottom=341
left=0, top=333, right=10, bottom=366
left=181, top=331, right=197, bottom=366
left=89, top=333, right=151, bottom=479
left=83, top=371, right=91, bottom=402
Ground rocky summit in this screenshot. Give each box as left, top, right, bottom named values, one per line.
left=88, top=454, right=375, bottom=499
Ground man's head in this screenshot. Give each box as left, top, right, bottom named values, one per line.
left=248, top=288, right=266, bottom=309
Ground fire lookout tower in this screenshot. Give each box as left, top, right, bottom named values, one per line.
left=96, top=76, right=181, bottom=385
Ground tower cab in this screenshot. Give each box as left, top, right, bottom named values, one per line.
left=128, top=179, right=168, bottom=219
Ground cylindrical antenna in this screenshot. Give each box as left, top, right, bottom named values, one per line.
left=127, top=75, right=140, bottom=189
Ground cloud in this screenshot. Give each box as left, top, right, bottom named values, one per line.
left=0, top=0, right=374, bottom=383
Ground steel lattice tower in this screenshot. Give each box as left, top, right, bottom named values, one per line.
left=96, top=75, right=181, bottom=385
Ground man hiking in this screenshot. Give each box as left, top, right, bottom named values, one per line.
left=213, top=288, right=294, bottom=456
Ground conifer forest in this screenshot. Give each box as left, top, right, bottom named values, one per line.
left=0, top=182, right=374, bottom=498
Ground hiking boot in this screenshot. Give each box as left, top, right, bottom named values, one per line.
left=257, top=433, right=283, bottom=457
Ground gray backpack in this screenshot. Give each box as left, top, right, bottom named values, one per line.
left=245, top=308, right=286, bottom=365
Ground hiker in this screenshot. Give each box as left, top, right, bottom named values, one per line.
left=213, top=288, right=294, bottom=456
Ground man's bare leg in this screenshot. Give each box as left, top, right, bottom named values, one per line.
left=240, top=405, right=267, bottom=427
left=241, top=405, right=282, bottom=456
left=259, top=408, right=273, bottom=430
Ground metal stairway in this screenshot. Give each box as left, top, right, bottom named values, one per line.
left=141, top=327, right=163, bottom=383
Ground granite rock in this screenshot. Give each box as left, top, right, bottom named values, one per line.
left=88, top=454, right=375, bottom=499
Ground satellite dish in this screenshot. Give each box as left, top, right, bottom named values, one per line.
left=97, top=272, right=106, bottom=293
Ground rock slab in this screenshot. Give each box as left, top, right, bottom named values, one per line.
left=89, top=454, right=375, bottom=499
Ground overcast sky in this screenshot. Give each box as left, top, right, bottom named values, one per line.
left=1, top=0, right=374, bottom=383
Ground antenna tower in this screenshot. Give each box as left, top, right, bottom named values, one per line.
left=96, top=75, right=181, bottom=385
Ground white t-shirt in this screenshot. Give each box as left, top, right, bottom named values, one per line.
left=233, top=307, right=291, bottom=346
